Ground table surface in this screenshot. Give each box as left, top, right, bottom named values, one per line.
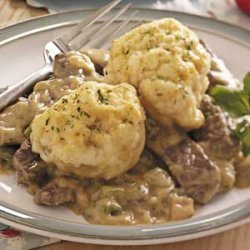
left=1, top=0, right=250, bottom=249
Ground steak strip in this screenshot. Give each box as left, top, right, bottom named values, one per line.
left=12, top=140, right=49, bottom=188
left=192, top=95, right=239, bottom=191
left=146, top=118, right=220, bottom=204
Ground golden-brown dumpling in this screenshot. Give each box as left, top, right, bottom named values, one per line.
left=30, top=81, right=145, bottom=179
left=104, top=18, right=211, bottom=130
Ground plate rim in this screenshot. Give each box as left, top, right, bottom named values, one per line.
left=0, top=7, right=249, bottom=47
left=0, top=7, right=250, bottom=244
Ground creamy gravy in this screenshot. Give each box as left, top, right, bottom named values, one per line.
left=0, top=46, right=248, bottom=226
left=67, top=167, right=194, bottom=225
left=235, top=156, right=250, bottom=188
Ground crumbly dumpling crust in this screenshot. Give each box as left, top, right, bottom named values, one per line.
left=31, top=81, right=145, bottom=179
left=105, top=18, right=211, bottom=130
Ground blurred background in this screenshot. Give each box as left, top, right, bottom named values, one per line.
left=26, top=0, right=249, bottom=29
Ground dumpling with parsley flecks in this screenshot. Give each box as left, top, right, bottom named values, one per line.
left=104, top=18, right=211, bottom=130
left=30, top=81, right=145, bottom=179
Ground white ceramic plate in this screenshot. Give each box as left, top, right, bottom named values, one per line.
left=0, top=8, right=249, bottom=245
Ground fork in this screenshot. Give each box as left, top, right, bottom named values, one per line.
left=0, top=0, right=138, bottom=111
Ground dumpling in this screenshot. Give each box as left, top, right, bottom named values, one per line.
left=30, top=81, right=145, bottom=179
left=104, top=18, right=211, bottom=130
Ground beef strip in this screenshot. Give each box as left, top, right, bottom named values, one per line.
left=193, top=95, right=239, bottom=160
left=34, top=177, right=89, bottom=209
left=192, top=95, right=239, bottom=191
left=198, top=39, right=241, bottom=191
left=34, top=187, right=74, bottom=206
left=129, top=148, right=166, bottom=175
left=80, top=49, right=110, bottom=75
left=34, top=177, right=77, bottom=205
left=12, top=140, right=88, bottom=207
left=12, top=140, right=50, bottom=188
left=146, top=118, right=220, bottom=204
left=53, top=51, right=103, bottom=81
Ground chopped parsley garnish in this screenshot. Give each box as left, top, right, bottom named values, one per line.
left=210, top=72, right=250, bottom=117
left=186, top=41, right=193, bottom=50
left=123, top=119, right=134, bottom=125
left=211, top=72, right=250, bottom=156
left=234, top=119, right=250, bottom=157
left=124, top=48, right=130, bottom=55
left=45, top=117, right=50, bottom=126
left=97, top=89, right=109, bottom=104
left=62, top=98, right=68, bottom=104
left=175, top=35, right=182, bottom=40
left=186, top=40, right=194, bottom=50
left=84, top=111, right=91, bottom=118
left=142, top=30, right=151, bottom=35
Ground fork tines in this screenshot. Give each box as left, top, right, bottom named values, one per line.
left=58, top=1, right=138, bottom=51
left=55, top=0, right=122, bottom=51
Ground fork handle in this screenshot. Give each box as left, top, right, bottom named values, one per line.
left=0, top=63, right=52, bottom=111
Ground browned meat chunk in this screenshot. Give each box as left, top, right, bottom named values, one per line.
left=192, top=95, right=239, bottom=191
left=81, top=49, right=109, bottom=75
left=12, top=140, right=49, bottom=188
left=146, top=118, right=220, bottom=204
left=53, top=51, right=102, bottom=81
left=165, top=140, right=221, bottom=202
left=34, top=187, right=74, bottom=206
left=34, top=177, right=89, bottom=209
left=34, top=177, right=76, bottom=205
left=129, top=148, right=165, bottom=175
left=193, top=95, right=239, bottom=160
